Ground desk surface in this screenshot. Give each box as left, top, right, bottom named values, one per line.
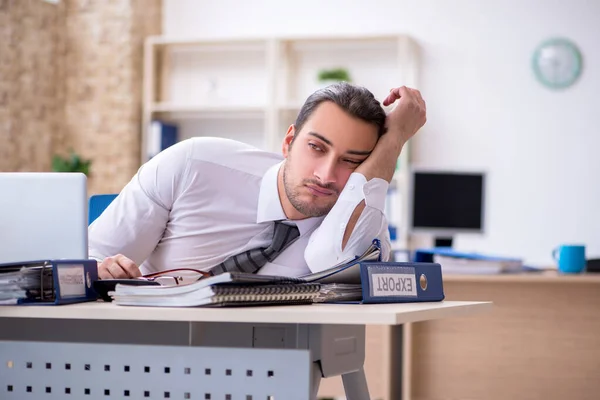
left=0, top=300, right=491, bottom=325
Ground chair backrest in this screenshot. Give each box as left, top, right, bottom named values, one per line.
left=88, top=194, right=117, bottom=225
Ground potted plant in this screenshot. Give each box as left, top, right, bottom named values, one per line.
left=52, top=150, right=92, bottom=176
left=317, top=67, right=352, bottom=88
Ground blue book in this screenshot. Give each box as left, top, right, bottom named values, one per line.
left=359, top=261, right=445, bottom=303
left=148, top=120, right=178, bottom=159
left=0, top=259, right=99, bottom=305
left=414, top=248, right=521, bottom=263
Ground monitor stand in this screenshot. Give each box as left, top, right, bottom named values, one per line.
left=434, top=236, right=453, bottom=248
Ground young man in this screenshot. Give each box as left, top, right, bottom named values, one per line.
left=89, top=82, right=426, bottom=279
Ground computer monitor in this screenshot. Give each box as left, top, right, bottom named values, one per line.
left=409, top=169, right=485, bottom=247
left=0, top=172, right=89, bottom=264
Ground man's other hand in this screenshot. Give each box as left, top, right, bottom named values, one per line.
left=98, top=254, right=142, bottom=279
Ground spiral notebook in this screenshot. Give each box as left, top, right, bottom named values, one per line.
left=114, top=283, right=324, bottom=307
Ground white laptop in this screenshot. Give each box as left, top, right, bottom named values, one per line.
left=0, top=172, right=88, bottom=264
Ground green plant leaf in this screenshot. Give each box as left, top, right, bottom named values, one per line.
left=317, top=68, right=351, bottom=82
left=51, top=151, right=92, bottom=175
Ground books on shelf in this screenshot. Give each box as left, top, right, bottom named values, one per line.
left=148, top=120, right=178, bottom=160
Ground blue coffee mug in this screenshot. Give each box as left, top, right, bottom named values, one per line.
left=553, top=245, right=586, bottom=273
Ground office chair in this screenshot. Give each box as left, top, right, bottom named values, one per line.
left=88, top=194, right=117, bottom=225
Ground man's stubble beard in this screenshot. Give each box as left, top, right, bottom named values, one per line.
left=282, top=158, right=335, bottom=218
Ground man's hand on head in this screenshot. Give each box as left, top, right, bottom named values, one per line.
left=354, top=86, right=426, bottom=184
left=382, top=86, right=427, bottom=145
left=98, top=254, right=142, bottom=279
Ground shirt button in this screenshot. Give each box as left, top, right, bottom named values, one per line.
left=348, top=184, right=355, bottom=190
left=364, top=188, right=370, bottom=195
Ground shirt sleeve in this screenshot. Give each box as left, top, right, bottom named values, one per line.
left=304, top=172, right=392, bottom=272
left=87, top=140, right=193, bottom=266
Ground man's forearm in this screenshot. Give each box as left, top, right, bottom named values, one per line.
left=355, top=131, right=405, bottom=183
left=342, top=132, right=405, bottom=249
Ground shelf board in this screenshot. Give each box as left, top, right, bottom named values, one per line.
left=148, top=34, right=406, bottom=47
left=148, top=36, right=267, bottom=47
left=150, top=103, right=266, bottom=119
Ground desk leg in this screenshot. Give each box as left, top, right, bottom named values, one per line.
left=309, top=324, right=371, bottom=400
left=341, top=367, right=370, bottom=400
left=311, top=361, right=323, bottom=400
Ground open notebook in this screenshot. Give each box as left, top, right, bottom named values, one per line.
left=110, top=240, right=381, bottom=307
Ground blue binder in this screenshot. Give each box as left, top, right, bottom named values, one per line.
left=0, top=259, right=99, bottom=305
left=413, top=248, right=522, bottom=264
left=359, top=261, right=445, bottom=303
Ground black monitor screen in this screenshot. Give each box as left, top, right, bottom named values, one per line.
left=411, top=171, right=484, bottom=231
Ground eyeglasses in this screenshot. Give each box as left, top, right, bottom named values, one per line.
left=141, top=268, right=212, bottom=286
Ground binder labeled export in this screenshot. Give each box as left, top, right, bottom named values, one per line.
left=360, top=262, right=445, bottom=303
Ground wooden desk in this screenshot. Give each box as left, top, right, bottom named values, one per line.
left=0, top=301, right=491, bottom=400
left=405, top=272, right=600, bottom=400
left=317, top=272, right=600, bottom=400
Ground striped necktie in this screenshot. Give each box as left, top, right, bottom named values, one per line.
left=209, top=221, right=301, bottom=275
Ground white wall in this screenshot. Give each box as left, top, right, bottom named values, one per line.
left=163, top=0, right=600, bottom=266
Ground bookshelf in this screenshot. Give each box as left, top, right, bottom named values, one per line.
left=141, top=33, right=420, bottom=249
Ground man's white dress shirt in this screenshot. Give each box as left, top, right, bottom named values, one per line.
left=88, top=137, right=391, bottom=277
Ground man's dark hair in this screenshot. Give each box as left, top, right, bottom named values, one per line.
left=293, top=82, right=387, bottom=141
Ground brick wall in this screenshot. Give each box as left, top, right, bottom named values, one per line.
left=0, top=0, right=65, bottom=173
left=0, top=0, right=161, bottom=194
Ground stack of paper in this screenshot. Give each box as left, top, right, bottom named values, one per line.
left=0, top=270, right=27, bottom=305
left=112, top=272, right=316, bottom=307
left=414, top=248, right=524, bottom=275
left=314, top=283, right=363, bottom=303
left=433, top=254, right=522, bottom=274
left=0, top=266, right=55, bottom=304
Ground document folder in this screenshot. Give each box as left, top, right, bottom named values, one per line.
left=0, top=259, right=98, bottom=305
left=359, top=261, right=445, bottom=303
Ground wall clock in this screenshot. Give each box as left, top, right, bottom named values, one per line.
left=532, top=38, right=583, bottom=89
